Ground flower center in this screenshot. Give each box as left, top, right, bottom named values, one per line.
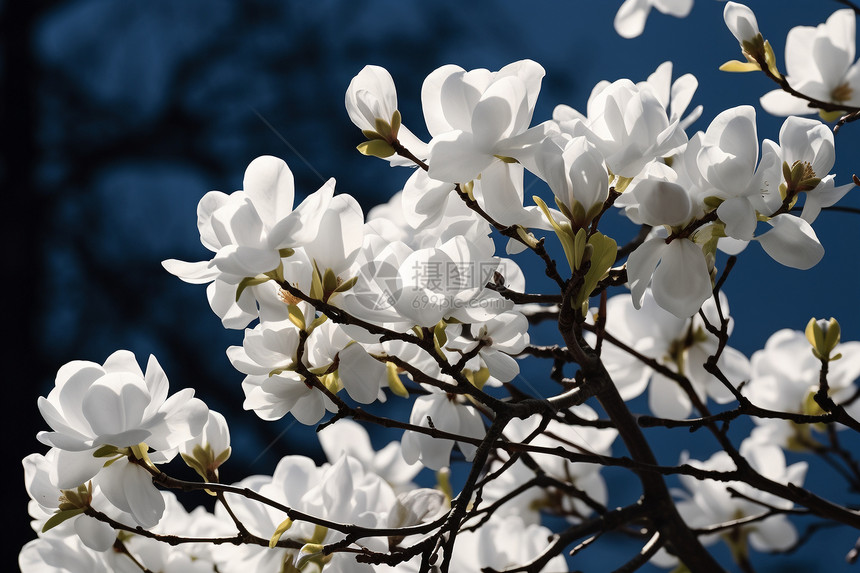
left=278, top=286, right=302, bottom=306
left=831, top=82, right=853, bottom=103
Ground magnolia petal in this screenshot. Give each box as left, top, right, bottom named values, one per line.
left=319, top=419, right=374, bottom=464
left=212, top=245, right=280, bottom=277
left=267, top=178, right=336, bottom=248
left=243, top=156, right=295, bottom=230
left=717, top=196, right=757, bottom=240
left=472, top=162, right=527, bottom=227
left=651, top=239, right=712, bottom=319
left=614, top=0, right=651, bottom=39
left=648, top=371, right=691, bottom=419
left=206, top=279, right=257, bottom=330
left=760, top=89, right=812, bottom=117
left=100, top=461, right=165, bottom=528
left=196, top=191, right=231, bottom=251
left=81, top=375, right=150, bottom=442
left=51, top=448, right=105, bottom=490
left=74, top=515, right=116, bottom=552
left=626, top=238, right=666, bottom=308
left=635, top=179, right=692, bottom=227
left=653, top=0, right=692, bottom=18
left=456, top=403, right=486, bottom=461
left=748, top=515, right=798, bottom=552
left=421, top=64, right=469, bottom=135
left=756, top=214, right=824, bottom=270
left=481, top=348, right=520, bottom=383
left=401, top=169, right=454, bottom=229
left=813, top=10, right=855, bottom=89
left=669, top=73, right=698, bottom=124
left=471, top=76, right=521, bottom=147
left=161, top=259, right=217, bottom=284
left=427, top=131, right=494, bottom=184
left=723, top=1, right=760, bottom=44
left=338, top=343, right=385, bottom=404
left=304, top=194, right=364, bottom=274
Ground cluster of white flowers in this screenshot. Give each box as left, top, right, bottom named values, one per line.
left=20, top=1, right=860, bottom=571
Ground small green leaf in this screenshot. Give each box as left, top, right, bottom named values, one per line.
left=322, top=268, right=339, bottom=298
left=309, top=264, right=324, bottom=300
left=288, top=304, right=306, bottom=330
left=357, top=139, right=396, bottom=158
left=236, top=275, right=271, bottom=302
left=334, top=276, right=358, bottom=293
left=269, top=517, right=294, bottom=548
left=434, top=321, right=448, bottom=349
left=390, top=110, right=401, bottom=140
left=386, top=363, right=409, bottom=398
left=819, top=109, right=845, bottom=122
left=763, top=40, right=782, bottom=79
left=214, top=447, right=232, bottom=467
left=553, top=196, right=574, bottom=223
left=92, top=444, right=120, bottom=458
left=534, top=195, right=576, bottom=273
left=574, top=232, right=617, bottom=309
left=374, top=117, right=393, bottom=141
left=308, top=314, right=328, bottom=333
left=515, top=225, right=541, bottom=248
left=361, top=129, right=384, bottom=141
left=719, top=60, right=761, bottom=73
left=465, top=367, right=491, bottom=390
left=42, top=508, right=86, bottom=533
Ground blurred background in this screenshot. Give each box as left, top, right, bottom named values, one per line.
left=6, top=0, right=860, bottom=570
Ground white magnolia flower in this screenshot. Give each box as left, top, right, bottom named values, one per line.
left=482, top=404, right=617, bottom=524
left=446, top=311, right=530, bottom=383
left=346, top=65, right=399, bottom=133
left=723, top=2, right=760, bottom=46
left=393, top=235, right=511, bottom=327
left=638, top=61, right=703, bottom=130
left=423, top=59, right=552, bottom=184
left=37, top=350, right=208, bottom=456
left=162, top=155, right=334, bottom=326
left=219, top=455, right=397, bottom=573
left=776, top=115, right=855, bottom=223
left=624, top=177, right=713, bottom=319
left=215, top=457, right=321, bottom=572
left=696, top=105, right=765, bottom=241
left=555, top=79, right=687, bottom=178
left=302, top=193, right=365, bottom=286
left=346, top=64, right=428, bottom=165
left=228, top=320, right=331, bottom=425
left=180, top=410, right=231, bottom=479
left=596, top=290, right=749, bottom=418
left=744, top=328, right=860, bottom=448
left=533, top=135, right=609, bottom=228
left=761, top=9, right=860, bottom=116
left=23, top=451, right=117, bottom=552
left=614, top=0, right=693, bottom=39
left=401, top=393, right=486, bottom=470
left=318, top=419, right=420, bottom=491
left=653, top=439, right=807, bottom=567
left=451, top=515, right=569, bottom=572
left=20, top=536, right=112, bottom=573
